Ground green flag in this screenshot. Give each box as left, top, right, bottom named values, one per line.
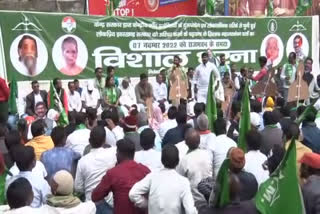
left=255, top=139, right=305, bottom=214
left=215, top=159, right=230, bottom=208
left=49, top=81, right=69, bottom=127
left=206, top=0, right=215, bottom=15
left=295, top=99, right=318, bottom=125
left=8, top=75, right=18, bottom=114
left=206, top=71, right=217, bottom=133
left=238, top=81, right=250, bottom=153
left=295, top=0, right=312, bottom=16
left=106, top=0, right=120, bottom=16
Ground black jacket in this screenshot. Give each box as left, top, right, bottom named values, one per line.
left=25, top=90, right=48, bottom=116
left=302, top=175, right=320, bottom=214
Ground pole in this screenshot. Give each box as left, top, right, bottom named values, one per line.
left=224, top=0, right=229, bottom=16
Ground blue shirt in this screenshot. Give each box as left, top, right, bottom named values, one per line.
left=40, top=147, right=81, bottom=179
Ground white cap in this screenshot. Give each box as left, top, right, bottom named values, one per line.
left=250, top=112, right=260, bottom=128
left=87, top=81, right=94, bottom=91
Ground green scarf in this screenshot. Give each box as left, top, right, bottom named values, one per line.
left=105, top=87, right=118, bottom=104
left=47, top=195, right=81, bottom=208
left=76, top=124, right=87, bottom=130
left=265, top=124, right=278, bottom=129
left=285, top=64, right=294, bottom=77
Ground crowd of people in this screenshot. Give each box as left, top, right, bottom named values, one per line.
left=0, top=52, right=320, bottom=214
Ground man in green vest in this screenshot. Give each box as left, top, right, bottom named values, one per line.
left=280, top=52, right=297, bottom=103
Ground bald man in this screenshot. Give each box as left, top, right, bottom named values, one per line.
left=197, top=113, right=216, bottom=150
left=265, top=37, right=279, bottom=64
left=176, top=128, right=213, bottom=206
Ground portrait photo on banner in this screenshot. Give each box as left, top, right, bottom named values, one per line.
left=52, top=34, right=88, bottom=76
left=10, top=33, right=48, bottom=77
left=286, top=33, right=309, bottom=60
left=260, top=34, right=284, bottom=67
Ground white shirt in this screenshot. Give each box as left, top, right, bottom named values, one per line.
left=176, top=148, right=213, bottom=203
left=134, top=149, right=163, bottom=172
left=111, top=125, right=124, bottom=141
left=68, top=91, right=82, bottom=112
left=75, top=147, right=117, bottom=202
left=207, top=134, right=237, bottom=177
left=175, top=141, right=189, bottom=159
left=105, top=127, right=117, bottom=147
left=4, top=206, right=57, bottom=214
left=199, top=132, right=216, bottom=150
left=308, top=75, right=320, bottom=99
left=153, top=82, right=168, bottom=101
left=44, top=201, right=96, bottom=214
left=280, top=63, right=297, bottom=89
left=119, top=85, right=136, bottom=107
left=5, top=171, right=51, bottom=208
left=65, top=128, right=91, bottom=156
left=6, top=161, right=47, bottom=181
left=194, top=61, right=220, bottom=90
left=129, top=168, right=197, bottom=214
left=34, top=93, right=43, bottom=106
left=81, top=88, right=100, bottom=108
left=158, top=119, right=177, bottom=139
left=244, top=150, right=269, bottom=186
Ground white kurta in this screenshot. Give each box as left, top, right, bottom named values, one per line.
left=129, top=168, right=197, bottom=214
left=194, top=61, right=222, bottom=103
left=244, top=150, right=269, bottom=186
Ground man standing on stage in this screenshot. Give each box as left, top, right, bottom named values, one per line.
left=218, top=54, right=231, bottom=78
left=194, top=52, right=221, bottom=104
left=168, top=55, right=188, bottom=106
left=281, top=52, right=297, bottom=102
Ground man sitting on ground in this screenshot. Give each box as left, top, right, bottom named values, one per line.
left=25, top=119, right=54, bottom=160
left=134, top=128, right=162, bottom=172
left=5, top=146, right=51, bottom=208
left=40, top=126, right=81, bottom=180
left=129, top=145, right=197, bottom=214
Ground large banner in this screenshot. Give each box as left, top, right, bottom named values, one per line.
left=87, top=0, right=198, bottom=17
left=0, top=11, right=318, bottom=81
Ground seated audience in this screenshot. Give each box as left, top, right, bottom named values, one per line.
left=27, top=102, right=56, bottom=140
left=65, top=112, right=90, bottom=156
left=92, top=139, right=150, bottom=214
left=25, top=119, right=54, bottom=160
left=243, top=130, right=269, bottom=186
left=158, top=106, right=178, bottom=139
left=46, top=170, right=96, bottom=214
left=135, top=73, right=153, bottom=111
left=208, top=118, right=237, bottom=176
left=284, top=122, right=312, bottom=179
left=129, top=145, right=197, bottom=214
left=5, top=177, right=53, bottom=213
left=134, top=128, right=162, bottom=172
left=300, top=107, right=320, bottom=153
left=81, top=81, right=100, bottom=111
left=75, top=126, right=116, bottom=208
left=300, top=152, right=320, bottom=214
left=123, top=115, right=142, bottom=151
left=136, top=112, right=162, bottom=151
left=260, top=111, right=283, bottom=156
left=119, top=77, right=137, bottom=116
left=177, top=128, right=213, bottom=206
left=5, top=146, right=51, bottom=208
left=25, top=80, right=48, bottom=117
left=67, top=81, right=82, bottom=113
left=40, top=126, right=81, bottom=179
left=197, top=113, right=216, bottom=149
left=162, top=110, right=188, bottom=146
